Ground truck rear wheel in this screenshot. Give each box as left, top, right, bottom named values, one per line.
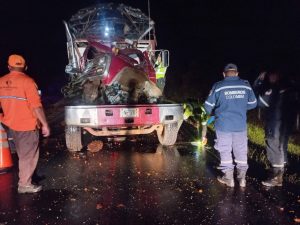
left=157, top=122, right=179, bottom=146
left=65, top=126, right=83, bottom=152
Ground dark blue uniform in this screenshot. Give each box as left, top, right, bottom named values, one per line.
left=205, top=76, right=257, bottom=173
left=254, top=78, right=298, bottom=167
left=205, top=77, right=257, bottom=131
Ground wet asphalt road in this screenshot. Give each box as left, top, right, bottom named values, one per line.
left=0, top=132, right=300, bottom=225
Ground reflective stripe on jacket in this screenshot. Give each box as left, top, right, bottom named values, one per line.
left=0, top=71, right=42, bottom=131
left=155, top=63, right=167, bottom=79
left=253, top=79, right=298, bottom=131
left=204, top=76, right=257, bottom=132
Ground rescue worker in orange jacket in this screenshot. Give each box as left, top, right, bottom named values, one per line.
left=0, top=54, right=50, bottom=193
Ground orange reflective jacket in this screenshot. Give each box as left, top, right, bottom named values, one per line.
left=0, top=71, right=42, bottom=131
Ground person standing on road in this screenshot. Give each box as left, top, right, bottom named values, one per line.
left=0, top=54, right=50, bottom=193
left=204, top=63, right=257, bottom=187
left=253, top=71, right=298, bottom=187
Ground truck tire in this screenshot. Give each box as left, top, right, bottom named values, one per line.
left=65, top=126, right=83, bottom=152
left=157, top=122, right=179, bottom=146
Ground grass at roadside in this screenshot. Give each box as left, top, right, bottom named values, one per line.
left=187, top=110, right=300, bottom=165
left=247, top=121, right=300, bottom=159
left=205, top=118, right=300, bottom=166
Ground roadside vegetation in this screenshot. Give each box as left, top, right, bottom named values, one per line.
left=248, top=122, right=300, bottom=156
left=186, top=108, right=300, bottom=166
left=247, top=122, right=300, bottom=170
left=247, top=111, right=300, bottom=158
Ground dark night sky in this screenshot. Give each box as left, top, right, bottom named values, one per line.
left=1, top=0, right=300, bottom=99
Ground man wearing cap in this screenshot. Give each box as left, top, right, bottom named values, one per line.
left=204, top=63, right=257, bottom=187
left=0, top=54, right=50, bottom=193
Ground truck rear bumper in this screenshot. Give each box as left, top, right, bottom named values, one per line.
left=84, top=125, right=163, bottom=136
left=65, top=104, right=183, bottom=128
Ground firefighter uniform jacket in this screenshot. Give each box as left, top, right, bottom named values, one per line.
left=204, top=76, right=257, bottom=132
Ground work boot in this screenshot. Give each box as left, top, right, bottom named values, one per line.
left=262, top=168, right=284, bottom=187
left=18, top=184, right=42, bottom=194
left=217, top=170, right=234, bottom=187
left=237, top=169, right=247, bottom=188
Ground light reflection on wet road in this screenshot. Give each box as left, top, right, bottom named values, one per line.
left=0, top=139, right=299, bottom=225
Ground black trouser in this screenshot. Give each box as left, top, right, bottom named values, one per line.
left=156, top=78, right=165, bottom=92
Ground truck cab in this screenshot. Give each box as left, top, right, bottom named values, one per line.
left=63, top=3, right=183, bottom=151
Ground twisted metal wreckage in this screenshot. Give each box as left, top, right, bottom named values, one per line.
left=62, top=3, right=166, bottom=104
left=62, top=4, right=183, bottom=150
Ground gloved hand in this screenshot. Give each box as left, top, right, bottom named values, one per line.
left=207, top=116, right=215, bottom=125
